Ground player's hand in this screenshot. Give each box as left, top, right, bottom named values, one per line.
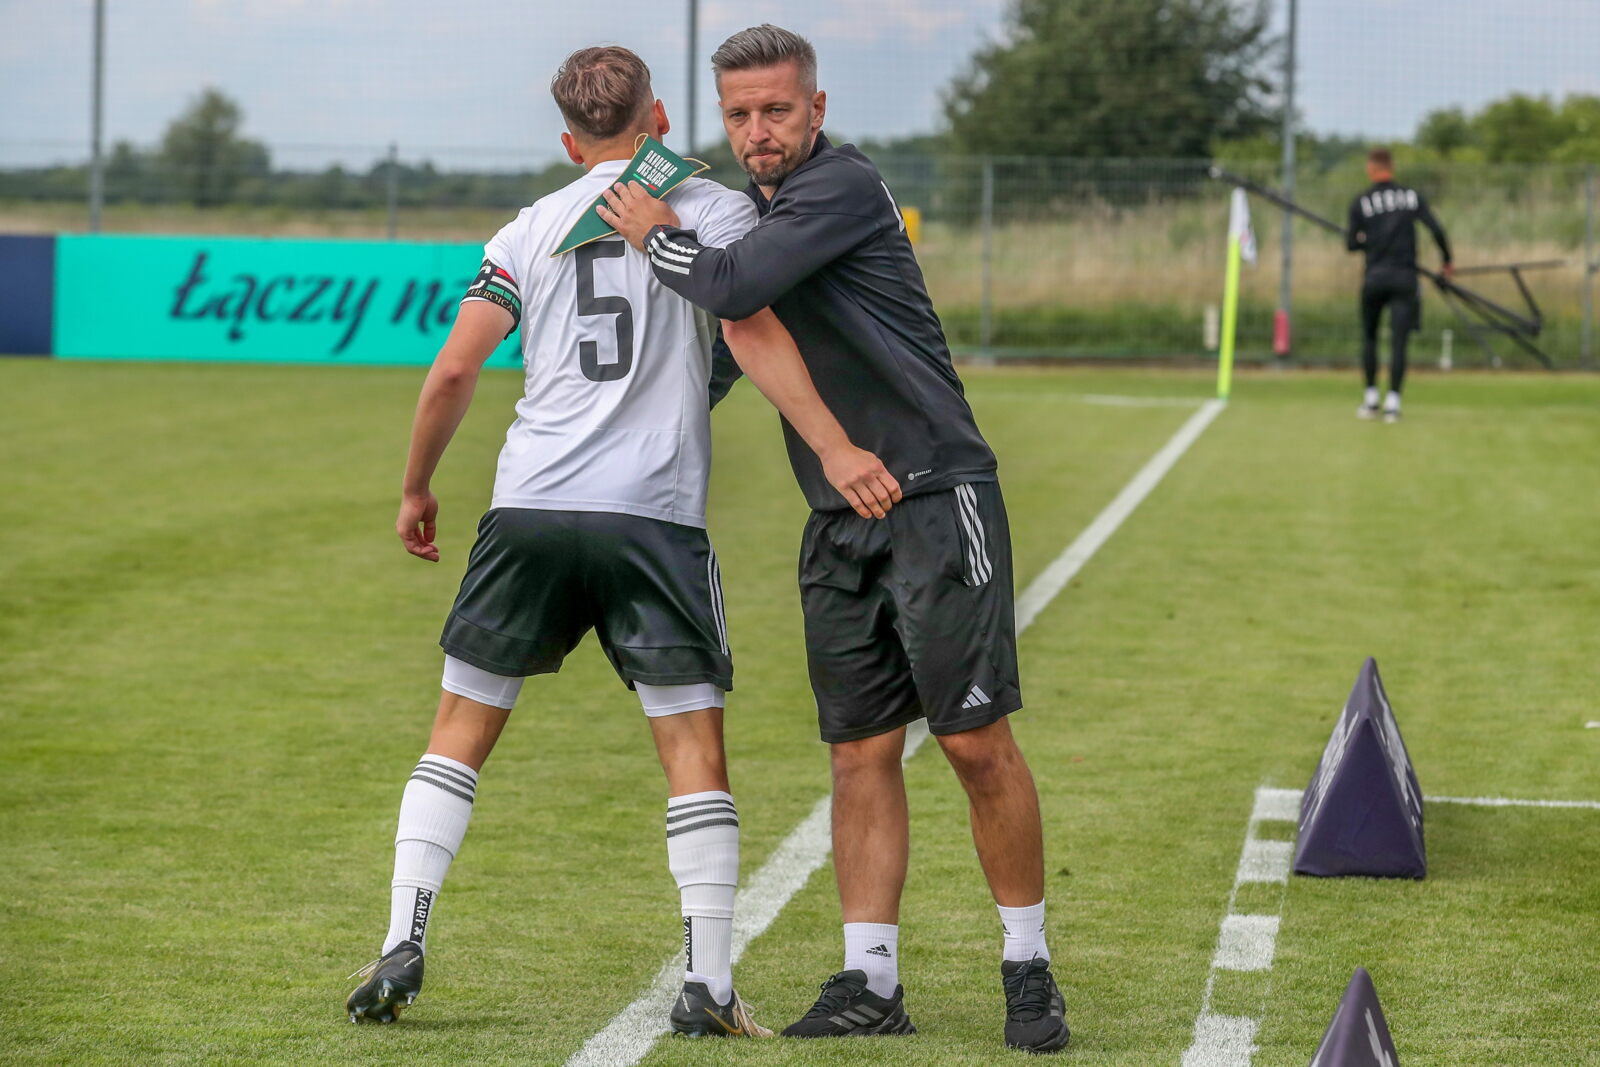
left=1442, top=262, right=1455, bottom=282
left=596, top=182, right=680, bottom=251
left=397, top=490, right=440, bottom=562
left=821, top=446, right=902, bottom=519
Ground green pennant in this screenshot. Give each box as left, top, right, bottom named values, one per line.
left=551, top=135, right=710, bottom=257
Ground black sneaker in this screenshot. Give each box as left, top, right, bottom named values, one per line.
left=670, top=981, right=773, bottom=1038
left=345, top=941, right=424, bottom=1024
left=1002, top=957, right=1070, bottom=1053
left=780, top=970, right=916, bottom=1037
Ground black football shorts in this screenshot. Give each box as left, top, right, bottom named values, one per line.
left=799, top=479, right=1021, bottom=743
left=440, top=508, right=732, bottom=690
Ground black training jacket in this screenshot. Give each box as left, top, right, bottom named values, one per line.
left=1346, top=180, right=1452, bottom=278
left=645, top=134, right=997, bottom=513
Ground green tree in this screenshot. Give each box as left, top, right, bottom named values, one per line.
left=159, top=88, right=270, bottom=206
left=943, top=0, right=1276, bottom=158
left=1415, top=106, right=1472, bottom=158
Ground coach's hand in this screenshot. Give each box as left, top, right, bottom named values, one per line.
left=397, top=491, right=441, bottom=562
left=597, top=182, right=680, bottom=251
left=822, top=445, right=902, bottom=520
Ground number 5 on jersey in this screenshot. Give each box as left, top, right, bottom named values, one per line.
left=575, top=242, right=634, bottom=382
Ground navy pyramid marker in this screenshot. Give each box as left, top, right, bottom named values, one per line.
left=1308, top=967, right=1400, bottom=1066
left=1295, top=658, right=1425, bottom=879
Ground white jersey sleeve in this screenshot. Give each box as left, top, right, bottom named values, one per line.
left=461, top=220, right=525, bottom=337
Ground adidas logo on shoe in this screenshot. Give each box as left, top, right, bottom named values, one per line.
left=866, top=944, right=891, bottom=957
left=961, top=685, right=991, bottom=710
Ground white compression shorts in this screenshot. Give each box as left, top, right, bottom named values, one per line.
left=441, top=656, right=723, bottom=717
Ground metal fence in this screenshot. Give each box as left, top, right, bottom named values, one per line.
left=2, top=143, right=1595, bottom=368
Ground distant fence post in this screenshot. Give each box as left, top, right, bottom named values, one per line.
left=386, top=142, right=400, bottom=241
left=1583, top=164, right=1596, bottom=369
left=979, top=157, right=994, bottom=362
left=87, top=0, right=106, bottom=233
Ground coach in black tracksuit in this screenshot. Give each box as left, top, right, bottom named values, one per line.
left=599, top=23, right=1070, bottom=1056
left=1347, top=146, right=1453, bottom=421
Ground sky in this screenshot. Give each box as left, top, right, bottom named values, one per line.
left=1, top=0, right=1597, bottom=170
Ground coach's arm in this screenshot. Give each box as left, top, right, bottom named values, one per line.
left=720, top=309, right=900, bottom=519
left=397, top=300, right=513, bottom=562
left=598, top=162, right=882, bottom=321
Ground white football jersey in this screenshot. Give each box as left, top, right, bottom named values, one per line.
left=462, top=160, right=758, bottom=528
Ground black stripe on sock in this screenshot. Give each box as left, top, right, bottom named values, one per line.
left=416, top=758, right=477, bottom=790
left=666, top=797, right=735, bottom=815
left=409, top=772, right=475, bottom=803
left=665, top=816, right=740, bottom=838
left=666, top=804, right=736, bottom=825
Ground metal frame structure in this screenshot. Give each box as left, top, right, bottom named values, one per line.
left=1209, top=167, right=1560, bottom=369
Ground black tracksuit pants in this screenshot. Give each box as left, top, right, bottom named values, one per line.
left=1360, top=270, right=1420, bottom=394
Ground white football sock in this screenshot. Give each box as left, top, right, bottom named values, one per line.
left=844, top=922, right=900, bottom=997
left=1384, top=390, right=1402, bottom=413
left=383, top=754, right=478, bottom=954
left=998, top=900, right=1051, bottom=963
left=1364, top=386, right=1380, bottom=409
left=666, top=790, right=739, bottom=1004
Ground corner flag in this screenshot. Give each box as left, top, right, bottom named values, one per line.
left=1217, top=187, right=1256, bottom=400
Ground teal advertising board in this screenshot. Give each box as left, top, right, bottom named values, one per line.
left=50, top=235, right=522, bottom=366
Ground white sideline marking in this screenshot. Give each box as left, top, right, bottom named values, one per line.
left=1182, top=786, right=1299, bottom=1067
left=1431, top=794, right=1600, bottom=810
left=1584, top=721, right=1599, bottom=729
left=566, top=399, right=1227, bottom=1067
left=1017, top=399, right=1225, bottom=632
left=1079, top=393, right=1210, bottom=408
left=1181, top=1014, right=1259, bottom=1067
left=1236, top=839, right=1293, bottom=884
left=1251, top=787, right=1302, bottom=822
left=1214, top=915, right=1281, bottom=972
left=975, top=391, right=1208, bottom=409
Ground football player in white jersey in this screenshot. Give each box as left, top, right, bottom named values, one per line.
left=345, top=46, right=899, bottom=1035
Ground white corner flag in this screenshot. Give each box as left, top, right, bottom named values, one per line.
left=1228, top=187, right=1257, bottom=265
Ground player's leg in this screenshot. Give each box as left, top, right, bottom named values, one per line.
left=347, top=669, right=517, bottom=1024
left=1385, top=281, right=1419, bottom=422
left=349, top=508, right=586, bottom=1024
left=1358, top=281, right=1384, bottom=417
left=783, top=510, right=920, bottom=1038
left=895, top=482, right=1068, bottom=1053
left=584, top=514, right=767, bottom=1037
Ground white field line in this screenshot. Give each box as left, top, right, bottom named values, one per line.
left=1181, top=784, right=1600, bottom=1067
left=1431, top=794, right=1600, bottom=810
left=565, top=399, right=1228, bottom=1067
left=1585, top=721, right=1599, bottom=729
left=1180, top=786, right=1298, bottom=1067
left=975, top=391, right=1210, bottom=408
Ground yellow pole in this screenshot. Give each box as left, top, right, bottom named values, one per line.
left=1218, top=235, right=1241, bottom=401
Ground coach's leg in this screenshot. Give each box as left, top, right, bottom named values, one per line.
left=936, top=718, right=1045, bottom=909
left=831, top=727, right=911, bottom=924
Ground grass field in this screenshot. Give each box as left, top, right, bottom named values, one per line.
left=2, top=361, right=1598, bottom=1066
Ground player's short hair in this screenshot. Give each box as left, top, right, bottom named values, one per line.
left=1367, top=146, right=1394, bottom=169
left=551, top=46, right=653, bottom=141
left=711, top=24, right=817, bottom=91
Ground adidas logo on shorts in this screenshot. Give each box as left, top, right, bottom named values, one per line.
left=961, top=685, right=991, bottom=710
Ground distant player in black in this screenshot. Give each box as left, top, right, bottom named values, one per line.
left=600, top=24, right=1068, bottom=1054
left=1347, top=146, right=1453, bottom=422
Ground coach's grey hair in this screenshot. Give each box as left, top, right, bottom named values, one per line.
left=710, top=24, right=817, bottom=89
